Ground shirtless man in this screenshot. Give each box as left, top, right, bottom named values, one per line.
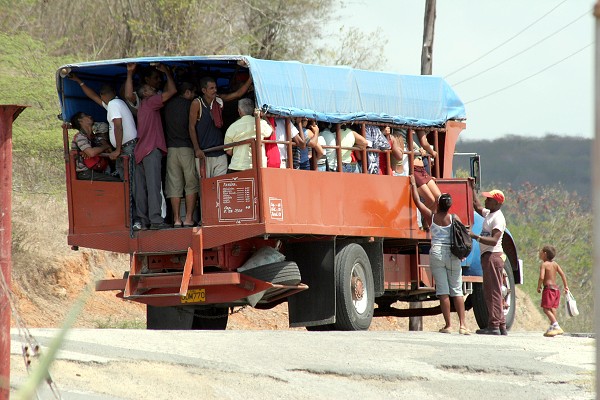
left=537, top=245, right=569, bottom=337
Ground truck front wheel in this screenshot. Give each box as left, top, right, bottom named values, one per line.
left=334, top=243, right=374, bottom=331
left=471, top=257, right=516, bottom=330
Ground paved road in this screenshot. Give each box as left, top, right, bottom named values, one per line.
left=9, top=329, right=595, bottom=400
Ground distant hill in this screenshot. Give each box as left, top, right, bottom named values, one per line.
left=454, top=135, right=591, bottom=201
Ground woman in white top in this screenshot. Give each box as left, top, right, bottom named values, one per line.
left=410, top=175, right=470, bottom=335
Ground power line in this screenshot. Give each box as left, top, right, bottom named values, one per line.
left=451, top=8, right=591, bottom=87
left=444, top=0, right=569, bottom=79
left=464, top=42, right=592, bottom=105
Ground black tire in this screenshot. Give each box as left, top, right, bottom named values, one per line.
left=192, top=306, right=229, bottom=330
left=503, top=259, right=516, bottom=329
left=241, top=261, right=301, bottom=285
left=471, top=283, right=487, bottom=329
left=333, top=243, right=374, bottom=331
left=471, top=257, right=517, bottom=330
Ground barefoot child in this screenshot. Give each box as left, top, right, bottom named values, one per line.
left=537, top=245, right=569, bottom=337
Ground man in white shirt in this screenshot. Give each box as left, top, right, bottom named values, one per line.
left=470, top=183, right=507, bottom=336
left=274, top=118, right=302, bottom=168
left=224, top=98, right=272, bottom=171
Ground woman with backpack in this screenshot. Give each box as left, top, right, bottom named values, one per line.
left=409, top=175, right=471, bottom=335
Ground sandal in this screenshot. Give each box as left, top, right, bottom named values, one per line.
left=459, top=327, right=471, bottom=335
left=173, top=220, right=183, bottom=228
left=183, top=222, right=196, bottom=228
left=439, top=327, right=451, bottom=334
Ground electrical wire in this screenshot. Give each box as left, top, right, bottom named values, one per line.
left=444, top=0, right=569, bottom=79
left=451, top=8, right=591, bottom=87
left=464, top=42, right=592, bottom=105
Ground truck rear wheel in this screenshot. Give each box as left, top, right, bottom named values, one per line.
left=471, top=257, right=516, bottom=330
left=333, top=243, right=374, bottom=331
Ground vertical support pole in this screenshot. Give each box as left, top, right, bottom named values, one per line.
left=0, top=104, right=27, bottom=400
left=433, top=130, right=440, bottom=178
left=593, top=1, right=600, bottom=392
left=253, top=109, right=262, bottom=170
left=411, top=0, right=436, bottom=333
left=335, top=124, right=342, bottom=172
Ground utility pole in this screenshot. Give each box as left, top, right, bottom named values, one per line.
left=592, top=0, right=600, bottom=393
left=421, top=0, right=436, bottom=75
left=409, top=0, right=436, bottom=332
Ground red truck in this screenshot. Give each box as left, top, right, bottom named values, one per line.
left=56, top=56, right=521, bottom=330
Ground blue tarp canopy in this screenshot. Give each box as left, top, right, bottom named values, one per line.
left=56, top=55, right=465, bottom=127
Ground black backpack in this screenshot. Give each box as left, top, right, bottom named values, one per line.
left=450, top=214, right=472, bottom=259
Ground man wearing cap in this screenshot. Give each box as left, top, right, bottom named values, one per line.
left=469, top=181, right=508, bottom=336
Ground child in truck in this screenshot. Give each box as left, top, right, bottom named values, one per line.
left=537, top=245, right=569, bottom=337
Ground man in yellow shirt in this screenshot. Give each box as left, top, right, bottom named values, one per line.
left=224, top=98, right=273, bottom=172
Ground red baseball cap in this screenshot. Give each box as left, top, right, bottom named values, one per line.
left=482, top=189, right=505, bottom=204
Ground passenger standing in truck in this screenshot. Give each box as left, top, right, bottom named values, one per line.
left=293, top=118, right=323, bottom=170
left=124, top=63, right=177, bottom=230
left=120, top=66, right=165, bottom=116
left=381, top=128, right=408, bottom=176
left=189, top=76, right=253, bottom=178
left=409, top=177, right=471, bottom=335
left=364, top=125, right=391, bottom=174
left=339, top=125, right=367, bottom=172
left=224, top=98, right=272, bottom=172
left=163, top=82, right=199, bottom=228
left=275, top=118, right=302, bottom=168
left=469, top=182, right=507, bottom=336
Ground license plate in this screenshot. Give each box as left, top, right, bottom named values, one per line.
left=180, top=288, right=206, bottom=304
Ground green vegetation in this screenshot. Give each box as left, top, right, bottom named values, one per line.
left=456, top=138, right=593, bottom=332
left=0, top=32, right=67, bottom=194
left=498, top=183, right=591, bottom=332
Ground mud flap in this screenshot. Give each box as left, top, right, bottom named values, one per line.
left=287, top=240, right=335, bottom=327
left=147, top=305, right=194, bottom=330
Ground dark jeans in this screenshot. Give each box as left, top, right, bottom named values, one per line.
left=482, top=251, right=506, bottom=329
left=135, top=149, right=164, bottom=225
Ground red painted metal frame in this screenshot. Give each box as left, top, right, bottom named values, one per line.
left=69, top=120, right=468, bottom=309
left=0, top=104, right=27, bottom=400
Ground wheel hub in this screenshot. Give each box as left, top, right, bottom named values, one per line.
left=351, top=276, right=364, bottom=301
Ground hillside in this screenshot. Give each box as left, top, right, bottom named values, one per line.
left=455, top=135, right=592, bottom=201
left=0, top=32, right=585, bottom=333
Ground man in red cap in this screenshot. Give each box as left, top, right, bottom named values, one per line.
left=469, top=183, right=507, bottom=335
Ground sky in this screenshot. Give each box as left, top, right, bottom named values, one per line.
left=338, top=0, right=594, bottom=141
